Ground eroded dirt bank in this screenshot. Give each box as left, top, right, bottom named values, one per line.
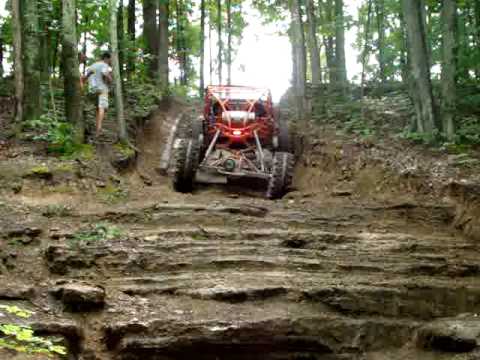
left=1, top=100, right=480, bottom=359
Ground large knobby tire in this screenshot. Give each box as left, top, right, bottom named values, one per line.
left=266, top=152, right=295, bottom=199
left=277, top=117, right=291, bottom=153
left=172, top=138, right=200, bottom=193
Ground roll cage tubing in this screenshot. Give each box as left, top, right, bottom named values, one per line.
left=204, top=85, right=274, bottom=130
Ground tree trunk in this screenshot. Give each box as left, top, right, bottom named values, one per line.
left=117, top=2, right=125, bottom=80
left=209, top=23, right=213, bottom=84
left=175, top=0, right=187, bottom=85
left=226, top=0, right=232, bottom=85
left=398, top=7, right=409, bottom=84
left=320, top=0, right=336, bottom=84
left=217, top=0, right=223, bottom=84
left=334, top=0, right=347, bottom=94
left=12, top=0, right=24, bottom=125
left=199, top=0, right=206, bottom=96
left=62, top=0, right=84, bottom=142
left=143, top=0, right=158, bottom=78
left=474, top=0, right=480, bottom=79
left=110, top=0, right=127, bottom=141
left=402, top=0, right=437, bottom=134
left=290, top=0, right=307, bottom=121
left=441, top=0, right=456, bottom=140
left=306, top=0, right=321, bottom=86
left=158, top=0, right=169, bottom=91
left=22, top=0, right=42, bottom=121
left=361, top=0, right=373, bottom=100
left=0, top=34, right=3, bottom=78
left=375, top=0, right=386, bottom=85
left=127, top=0, right=136, bottom=75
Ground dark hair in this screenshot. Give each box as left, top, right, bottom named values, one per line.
left=102, top=52, right=111, bottom=60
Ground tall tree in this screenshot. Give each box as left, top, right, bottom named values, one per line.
left=226, top=0, right=232, bottom=85
left=290, top=0, right=307, bottom=120
left=199, top=0, right=206, bottom=96
left=306, top=0, right=322, bottom=86
left=110, top=0, right=127, bottom=141
left=0, top=28, right=3, bottom=78
left=143, top=0, right=159, bottom=77
left=127, top=0, right=136, bottom=75
left=375, top=0, right=386, bottom=84
left=117, top=1, right=125, bottom=79
left=217, top=0, right=223, bottom=84
left=22, top=0, right=42, bottom=121
left=320, top=0, right=335, bottom=84
left=361, top=0, right=373, bottom=100
left=334, top=0, right=347, bottom=93
left=441, top=0, right=456, bottom=140
left=12, top=0, right=24, bottom=125
left=402, top=0, right=437, bottom=134
left=158, top=0, right=169, bottom=90
left=175, top=0, right=187, bottom=85
left=62, top=0, right=84, bottom=142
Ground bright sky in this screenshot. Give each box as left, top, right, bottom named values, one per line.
left=0, top=0, right=362, bottom=101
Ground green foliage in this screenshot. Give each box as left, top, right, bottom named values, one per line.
left=24, top=115, right=95, bottom=159
left=25, top=115, right=76, bottom=155
left=455, top=116, right=480, bottom=146
left=42, top=204, right=72, bottom=218
left=0, top=304, right=67, bottom=358
left=70, top=223, right=123, bottom=247
left=97, top=182, right=129, bottom=203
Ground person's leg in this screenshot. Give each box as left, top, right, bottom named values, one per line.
left=96, top=92, right=109, bottom=137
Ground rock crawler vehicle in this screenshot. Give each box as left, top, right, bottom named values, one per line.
left=171, top=85, right=294, bottom=199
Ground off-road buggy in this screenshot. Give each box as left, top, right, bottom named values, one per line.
left=171, top=85, right=294, bottom=199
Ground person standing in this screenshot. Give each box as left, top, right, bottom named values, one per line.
left=82, top=52, right=113, bottom=137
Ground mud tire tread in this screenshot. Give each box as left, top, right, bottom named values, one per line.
left=172, top=138, right=200, bottom=193
left=267, top=152, right=295, bottom=199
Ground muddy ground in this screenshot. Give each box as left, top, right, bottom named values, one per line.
left=1, top=96, right=480, bottom=359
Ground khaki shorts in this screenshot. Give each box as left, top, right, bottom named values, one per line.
left=88, top=91, right=109, bottom=110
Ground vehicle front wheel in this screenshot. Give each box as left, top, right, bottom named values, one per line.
left=172, top=138, right=200, bottom=193
left=266, top=152, right=295, bottom=199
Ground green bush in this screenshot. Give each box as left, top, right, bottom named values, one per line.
left=0, top=305, right=67, bottom=357
left=25, top=115, right=76, bottom=155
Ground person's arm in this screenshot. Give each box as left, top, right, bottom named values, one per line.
left=81, top=68, right=94, bottom=88
left=102, top=65, right=113, bottom=84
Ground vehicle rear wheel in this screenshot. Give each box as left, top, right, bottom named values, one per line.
left=266, top=152, right=295, bottom=199
left=172, top=138, right=200, bottom=193
left=277, top=118, right=291, bottom=153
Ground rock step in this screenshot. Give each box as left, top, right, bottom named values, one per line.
left=104, top=315, right=419, bottom=360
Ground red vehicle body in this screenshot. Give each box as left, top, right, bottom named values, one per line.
left=203, top=85, right=276, bottom=148
left=171, top=85, right=294, bottom=199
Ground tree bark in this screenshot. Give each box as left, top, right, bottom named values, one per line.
left=306, top=0, right=322, bottom=86
left=402, top=0, right=437, bottom=134
left=226, top=0, right=232, bottom=85
left=361, top=0, right=373, bottom=100
left=62, top=0, right=84, bottom=142
left=199, top=0, right=206, bottom=96
left=110, top=0, right=127, bottom=141
left=127, top=0, right=136, bottom=75
left=217, top=0, right=223, bottom=84
left=375, top=0, right=386, bottom=85
left=175, top=0, right=187, bottom=85
left=143, top=0, right=158, bottom=78
left=22, top=0, right=42, bottom=121
left=0, top=33, right=3, bottom=78
left=334, top=0, right=347, bottom=94
left=441, top=0, right=456, bottom=140
left=158, top=0, right=169, bottom=91
left=320, top=0, right=336, bottom=84
left=290, top=0, right=307, bottom=121
left=12, top=0, right=24, bottom=125
left=117, top=2, right=125, bottom=80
